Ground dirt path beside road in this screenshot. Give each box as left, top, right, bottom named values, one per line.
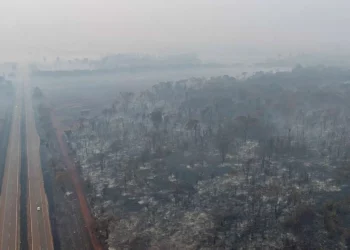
left=51, top=113, right=104, bottom=250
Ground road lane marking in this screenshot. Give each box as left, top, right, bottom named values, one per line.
left=15, top=107, right=20, bottom=250
left=14, top=99, right=21, bottom=250
left=27, top=94, right=35, bottom=250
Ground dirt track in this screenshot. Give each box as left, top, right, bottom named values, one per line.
left=51, top=113, right=103, bottom=250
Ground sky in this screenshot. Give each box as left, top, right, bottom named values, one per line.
left=1, top=0, right=350, bottom=61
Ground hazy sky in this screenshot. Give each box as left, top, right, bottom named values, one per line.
left=1, top=0, right=350, bottom=61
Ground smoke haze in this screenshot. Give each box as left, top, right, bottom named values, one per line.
left=1, top=0, right=350, bottom=61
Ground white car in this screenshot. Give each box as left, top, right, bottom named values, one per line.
left=37, top=206, right=41, bottom=211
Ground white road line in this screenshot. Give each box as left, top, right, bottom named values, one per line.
left=27, top=91, right=34, bottom=250
left=15, top=108, right=20, bottom=250
left=14, top=98, right=21, bottom=250
left=25, top=87, right=33, bottom=250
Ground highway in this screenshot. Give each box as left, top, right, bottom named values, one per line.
left=0, top=82, right=22, bottom=250
left=0, top=69, right=60, bottom=249
left=24, top=77, right=54, bottom=250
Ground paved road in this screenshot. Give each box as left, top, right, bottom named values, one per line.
left=24, top=78, right=54, bottom=250
left=0, top=82, right=22, bottom=250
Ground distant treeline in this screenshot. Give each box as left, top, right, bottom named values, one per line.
left=31, top=63, right=225, bottom=77
left=0, top=77, right=13, bottom=92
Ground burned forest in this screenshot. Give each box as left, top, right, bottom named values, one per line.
left=59, top=66, right=350, bottom=249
